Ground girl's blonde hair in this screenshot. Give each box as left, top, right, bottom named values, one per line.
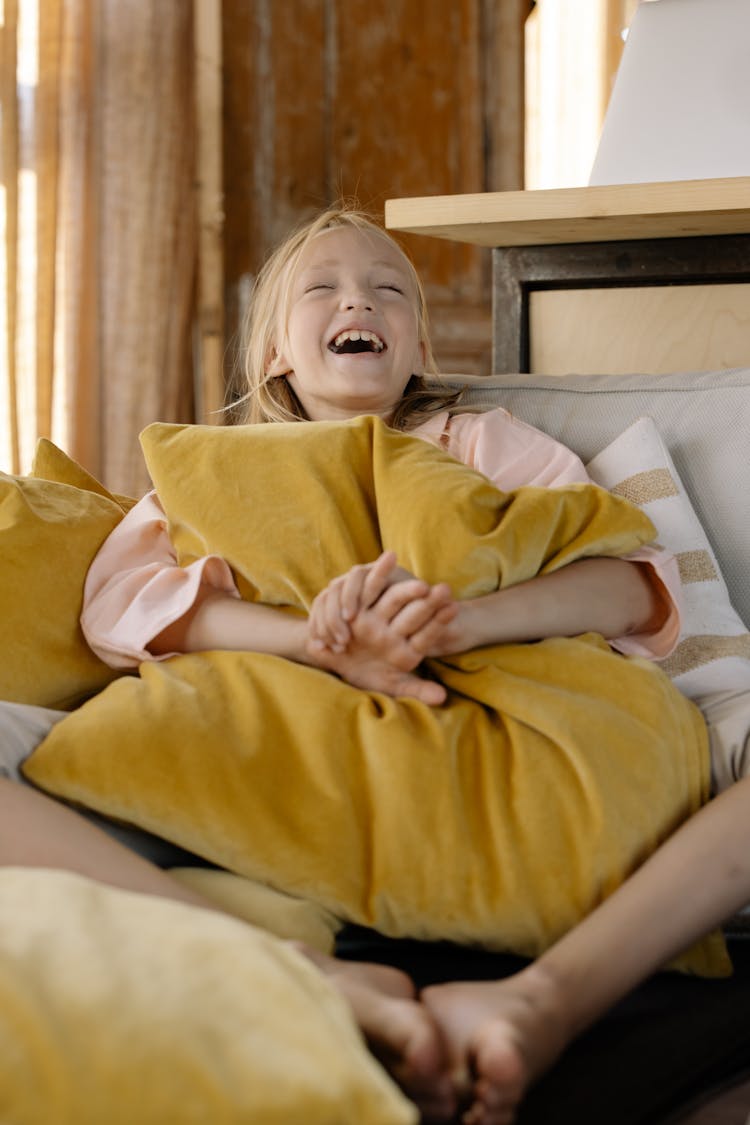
left=231, top=204, right=461, bottom=429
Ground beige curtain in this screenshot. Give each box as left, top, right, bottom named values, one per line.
left=2, top=0, right=199, bottom=497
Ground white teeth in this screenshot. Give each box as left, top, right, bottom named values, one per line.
left=332, top=329, right=384, bottom=350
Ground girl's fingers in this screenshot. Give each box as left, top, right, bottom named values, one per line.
left=310, top=554, right=398, bottom=648
left=371, top=580, right=432, bottom=624
left=311, top=554, right=434, bottom=652
left=357, top=551, right=399, bottom=612
left=397, top=673, right=447, bottom=706
left=338, top=565, right=374, bottom=622
left=375, top=581, right=453, bottom=631
left=407, top=602, right=459, bottom=654
left=394, top=595, right=455, bottom=641
left=335, top=553, right=395, bottom=625
left=310, top=587, right=349, bottom=651
left=324, top=589, right=351, bottom=649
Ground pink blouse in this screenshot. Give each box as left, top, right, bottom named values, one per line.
left=81, top=408, right=681, bottom=668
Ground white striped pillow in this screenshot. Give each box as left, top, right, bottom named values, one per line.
left=586, top=416, right=750, bottom=703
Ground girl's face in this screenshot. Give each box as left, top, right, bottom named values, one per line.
left=269, top=227, right=426, bottom=422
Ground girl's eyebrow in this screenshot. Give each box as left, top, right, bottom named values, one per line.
left=301, top=260, right=338, bottom=271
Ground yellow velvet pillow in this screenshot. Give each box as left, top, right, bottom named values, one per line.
left=0, top=867, right=414, bottom=1125
left=25, top=641, right=727, bottom=976
left=0, top=443, right=131, bottom=709
left=24, top=417, right=729, bottom=975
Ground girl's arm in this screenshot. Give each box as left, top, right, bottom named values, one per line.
left=148, top=589, right=311, bottom=661
left=154, top=583, right=455, bottom=704
left=416, top=411, right=679, bottom=661
left=81, top=491, right=243, bottom=668
left=426, top=555, right=669, bottom=657
left=81, top=496, right=454, bottom=701
left=307, top=552, right=667, bottom=699
left=309, top=552, right=669, bottom=662
left=148, top=576, right=458, bottom=705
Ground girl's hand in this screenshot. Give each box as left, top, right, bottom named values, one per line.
left=309, top=550, right=419, bottom=653
left=306, top=565, right=458, bottom=704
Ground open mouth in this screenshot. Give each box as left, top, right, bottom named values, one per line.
left=328, top=329, right=386, bottom=355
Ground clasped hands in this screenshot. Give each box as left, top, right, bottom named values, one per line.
left=305, top=551, right=461, bottom=705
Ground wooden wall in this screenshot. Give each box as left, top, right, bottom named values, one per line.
left=221, top=0, right=530, bottom=380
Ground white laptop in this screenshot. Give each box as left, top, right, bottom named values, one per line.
left=589, top=0, right=750, bottom=186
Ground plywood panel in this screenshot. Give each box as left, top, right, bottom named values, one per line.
left=385, top=177, right=750, bottom=248
left=529, top=284, right=750, bottom=375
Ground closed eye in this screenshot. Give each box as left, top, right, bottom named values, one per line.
left=377, top=284, right=404, bottom=294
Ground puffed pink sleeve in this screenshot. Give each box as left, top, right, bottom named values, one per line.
left=81, top=491, right=240, bottom=669
left=610, top=546, right=681, bottom=659
left=435, top=407, right=591, bottom=490
left=413, top=408, right=682, bottom=660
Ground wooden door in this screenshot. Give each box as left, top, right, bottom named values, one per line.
left=222, top=0, right=529, bottom=381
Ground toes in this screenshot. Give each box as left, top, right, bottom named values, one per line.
left=461, top=1075, right=520, bottom=1125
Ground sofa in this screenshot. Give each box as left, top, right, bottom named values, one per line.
left=1, top=365, right=749, bottom=1123
left=355, top=366, right=750, bottom=1125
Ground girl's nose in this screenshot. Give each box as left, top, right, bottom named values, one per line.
left=340, top=289, right=373, bottom=312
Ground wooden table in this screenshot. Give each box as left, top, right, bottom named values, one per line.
left=386, top=177, right=750, bottom=374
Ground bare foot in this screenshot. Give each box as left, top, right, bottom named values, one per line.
left=421, top=966, right=571, bottom=1125
left=298, top=947, right=457, bottom=1122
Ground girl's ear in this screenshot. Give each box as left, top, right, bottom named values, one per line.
left=265, top=346, right=291, bottom=377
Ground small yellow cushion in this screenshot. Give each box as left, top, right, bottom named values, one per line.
left=0, top=867, right=414, bottom=1125
left=0, top=443, right=132, bottom=709
left=31, top=437, right=138, bottom=512
left=170, top=867, right=341, bottom=953
left=24, top=418, right=729, bottom=975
